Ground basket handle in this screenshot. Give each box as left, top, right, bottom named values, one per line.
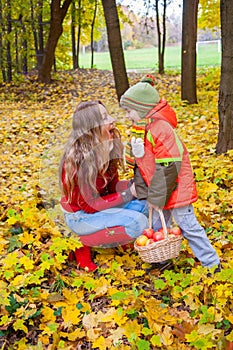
left=148, top=206, right=153, bottom=229
left=158, top=209, right=168, bottom=239
left=149, top=206, right=168, bottom=239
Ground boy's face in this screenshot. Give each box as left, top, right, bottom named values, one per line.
left=123, top=107, right=141, bottom=124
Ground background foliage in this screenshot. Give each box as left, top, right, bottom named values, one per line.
left=0, top=0, right=221, bottom=81
left=0, top=68, right=233, bottom=349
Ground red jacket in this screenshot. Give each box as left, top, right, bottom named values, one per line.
left=60, top=168, right=129, bottom=213
left=135, top=100, right=198, bottom=209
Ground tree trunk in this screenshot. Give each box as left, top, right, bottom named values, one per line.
left=161, top=0, right=166, bottom=74
left=6, top=0, right=12, bottom=82
left=15, top=28, right=19, bottom=73
left=91, top=0, right=98, bottom=69
left=0, top=0, right=6, bottom=81
left=38, top=0, right=72, bottom=83
left=155, top=0, right=161, bottom=73
left=216, top=0, right=233, bottom=153
left=71, top=0, right=77, bottom=69
left=30, top=0, right=45, bottom=70
left=38, top=0, right=44, bottom=69
left=181, top=0, right=198, bottom=104
left=20, top=17, right=28, bottom=74
left=30, top=0, right=39, bottom=68
left=101, top=0, right=129, bottom=101
left=155, top=0, right=167, bottom=74
left=75, top=0, right=82, bottom=69
left=0, top=1, right=6, bottom=81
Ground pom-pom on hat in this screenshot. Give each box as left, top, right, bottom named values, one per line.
left=120, top=75, right=160, bottom=118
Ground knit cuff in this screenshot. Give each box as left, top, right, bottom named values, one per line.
left=121, top=189, right=134, bottom=203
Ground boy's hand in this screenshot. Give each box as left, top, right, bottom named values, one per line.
left=129, top=182, right=137, bottom=197
left=131, top=137, right=145, bottom=158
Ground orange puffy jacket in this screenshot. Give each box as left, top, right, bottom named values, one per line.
left=134, top=100, right=198, bottom=209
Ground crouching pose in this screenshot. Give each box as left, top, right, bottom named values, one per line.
left=59, top=100, right=148, bottom=271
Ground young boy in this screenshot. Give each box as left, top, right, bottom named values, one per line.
left=120, top=75, right=220, bottom=271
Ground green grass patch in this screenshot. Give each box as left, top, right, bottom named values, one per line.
left=79, top=43, right=221, bottom=71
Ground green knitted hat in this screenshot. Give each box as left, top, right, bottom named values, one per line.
left=120, top=75, right=160, bottom=118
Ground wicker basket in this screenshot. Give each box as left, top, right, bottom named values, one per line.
left=134, top=208, right=183, bottom=263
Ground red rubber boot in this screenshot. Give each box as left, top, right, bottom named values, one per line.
left=74, top=246, right=98, bottom=272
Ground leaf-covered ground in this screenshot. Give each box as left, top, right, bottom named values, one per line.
left=0, top=69, right=233, bottom=350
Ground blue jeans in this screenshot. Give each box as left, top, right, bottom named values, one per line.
left=152, top=204, right=220, bottom=268
left=65, top=199, right=149, bottom=239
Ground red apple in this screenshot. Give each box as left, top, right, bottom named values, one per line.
left=159, top=227, right=171, bottom=234
left=142, top=228, right=154, bottom=239
left=152, top=231, right=164, bottom=242
left=170, top=227, right=182, bottom=236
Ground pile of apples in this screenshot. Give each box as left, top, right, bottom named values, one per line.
left=135, top=226, right=182, bottom=246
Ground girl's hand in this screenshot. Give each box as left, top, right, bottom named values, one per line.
left=131, top=137, right=145, bottom=158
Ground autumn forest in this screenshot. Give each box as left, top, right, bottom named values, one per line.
left=0, top=0, right=233, bottom=349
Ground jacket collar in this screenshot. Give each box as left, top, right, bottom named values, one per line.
left=145, top=99, right=178, bottom=128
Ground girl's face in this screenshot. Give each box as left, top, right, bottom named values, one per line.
left=124, top=107, right=140, bottom=124
left=99, top=104, right=115, bottom=149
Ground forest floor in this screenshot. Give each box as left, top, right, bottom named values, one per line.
left=0, top=68, right=232, bottom=349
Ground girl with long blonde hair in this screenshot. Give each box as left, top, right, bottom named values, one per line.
left=60, top=101, right=148, bottom=271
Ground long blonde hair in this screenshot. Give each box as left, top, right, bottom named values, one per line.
left=59, top=101, right=124, bottom=202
